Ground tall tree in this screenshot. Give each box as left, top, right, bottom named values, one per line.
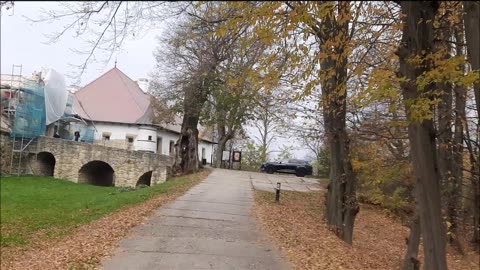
left=201, top=1, right=361, bottom=243
left=250, top=90, right=286, bottom=163
left=463, top=1, right=480, bottom=248
left=205, top=36, right=265, bottom=168
left=153, top=4, right=251, bottom=174
left=396, top=2, right=447, bottom=269
left=316, top=2, right=359, bottom=243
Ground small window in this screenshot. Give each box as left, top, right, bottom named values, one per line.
left=157, top=137, right=162, bottom=153
left=148, top=135, right=152, bottom=141
left=102, top=132, right=111, bottom=141
left=169, top=140, right=175, bottom=155
left=127, top=137, right=134, bottom=143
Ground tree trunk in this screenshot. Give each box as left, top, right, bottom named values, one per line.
left=174, top=114, right=200, bottom=175
left=397, top=2, right=447, bottom=270
left=447, top=28, right=466, bottom=248
left=215, top=139, right=226, bottom=168
left=403, top=214, right=421, bottom=270
left=319, top=1, right=359, bottom=244
left=463, top=1, right=480, bottom=249
left=173, top=81, right=210, bottom=175
left=435, top=21, right=455, bottom=243
left=463, top=1, right=480, bottom=116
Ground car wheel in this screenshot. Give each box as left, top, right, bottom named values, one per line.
left=295, top=169, right=306, bottom=177
left=266, top=167, right=275, bottom=174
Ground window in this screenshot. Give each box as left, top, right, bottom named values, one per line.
left=102, top=132, right=111, bottom=141
left=169, top=140, right=175, bottom=155
left=202, top=148, right=206, bottom=159
left=127, top=137, right=134, bottom=143
left=148, top=135, right=152, bottom=141
left=157, top=137, right=162, bottom=154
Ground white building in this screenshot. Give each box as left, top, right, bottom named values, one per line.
left=70, top=67, right=215, bottom=164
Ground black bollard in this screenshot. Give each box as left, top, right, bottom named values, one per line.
left=275, top=182, right=281, bottom=203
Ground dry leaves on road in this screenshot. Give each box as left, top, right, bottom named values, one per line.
left=0, top=169, right=211, bottom=270
left=253, top=191, right=480, bottom=270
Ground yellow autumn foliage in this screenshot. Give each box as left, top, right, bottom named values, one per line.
left=351, top=140, right=414, bottom=215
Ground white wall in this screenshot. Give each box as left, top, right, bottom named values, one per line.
left=156, top=130, right=178, bottom=156
left=90, top=122, right=215, bottom=159
left=199, top=140, right=214, bottom=164
left=92, top=123, right=139, bottom=140
left=136, top=125, right=157, bottom=152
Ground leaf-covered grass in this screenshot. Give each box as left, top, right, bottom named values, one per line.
left=0, top=172, right=205, bottom=247
left=253, top=190, right=479, bottom=270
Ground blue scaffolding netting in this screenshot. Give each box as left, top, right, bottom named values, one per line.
left=64, top=122, right=95, bottom=143
left=9, top=81, right=96, bottom=143
left=10, top=81, right=46, bottom=139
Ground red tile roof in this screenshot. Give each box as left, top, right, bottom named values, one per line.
left=71, top=67, right=215, bottom=143
left=73, top=68, right=150, bottom=124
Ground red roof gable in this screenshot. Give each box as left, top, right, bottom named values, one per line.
left=73, top=67, right=150, bottom=123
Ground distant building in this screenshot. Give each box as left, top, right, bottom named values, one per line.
left=71, top=67, right=215, bottom=163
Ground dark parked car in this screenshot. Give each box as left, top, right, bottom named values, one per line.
left=260, top=159, right=313, bottom=177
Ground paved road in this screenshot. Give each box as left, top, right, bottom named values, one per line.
left=101, top=169, right=290, bottom=270
left=249, top=171, right=323, bottom=193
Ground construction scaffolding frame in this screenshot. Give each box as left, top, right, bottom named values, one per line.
left=2, top=64, right=22, bottom=120
left=6, top=65, right=46, bottom=175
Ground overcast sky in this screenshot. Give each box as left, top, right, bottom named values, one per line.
left=1, top=2, right=161, bottom=86
left=0, top=2, right=309, bottom=160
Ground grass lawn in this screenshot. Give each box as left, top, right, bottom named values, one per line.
left=0, top=173, right=205, bottom=248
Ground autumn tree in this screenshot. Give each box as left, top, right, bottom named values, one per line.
left=249, top=89, right=288, bottom=163
left=203, top=34, right=266, bottom=168
left=463, top=1, right=480, bottom=248
left=196, top=1, right=362, bottom=243
left=149, top=3, right=257, bottom=174
left=396, top=2, right=447, bottom=269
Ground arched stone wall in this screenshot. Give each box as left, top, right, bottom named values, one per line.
left=78, top=160, right=115, bottom=186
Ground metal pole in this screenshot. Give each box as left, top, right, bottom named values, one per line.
left=275, top=182, right=281, bottom=203
left=18, top=136, right=24, bottom=175
left=10, top=133, right=15, bottom=175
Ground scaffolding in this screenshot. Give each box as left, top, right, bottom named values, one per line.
left=2, top=64, right=23, bottom=120
left=8, top=69, right=46, bottom=175
left=3, top=65, right=96, bottom=175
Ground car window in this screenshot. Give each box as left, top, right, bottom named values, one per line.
left=290, top=159, right=309, bottom=165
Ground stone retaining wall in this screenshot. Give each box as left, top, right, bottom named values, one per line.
left=25, top=136, right=173, bottom=187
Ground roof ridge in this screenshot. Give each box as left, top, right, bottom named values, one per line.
left=114, top=68, right=146, bottom=115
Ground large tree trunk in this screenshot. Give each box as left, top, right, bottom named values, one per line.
left=214, top=135, right=232, bottom=169
left=435, top=19, right=457, bottom=244
left=320, top=1, right=359, bottom=244
left=463, top=1, right=480, bottom=249
left=447, top=28, right=466, bottom=248
left=173, top=82, right=209, bottom=175
left=174, top=114, right=200, bottom=175
left=397, top=2, right=447, bottom=270
left=464, top=117, right=480, bottom=249
left=215, top=139, right=226, bottom=168
left=403, top=214, right=421, bottom=270
left=404, top=188, right=422, bottom=270
left=214, top=109, right=227, bottom=168
left=463, top=1, right=480, bottom=116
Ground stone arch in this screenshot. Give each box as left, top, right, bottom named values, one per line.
left=34, top=152, right=56, bottom=176
left=136, top=171, right=152, bottom=187
left=78, top=160, right=115, bottom=186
